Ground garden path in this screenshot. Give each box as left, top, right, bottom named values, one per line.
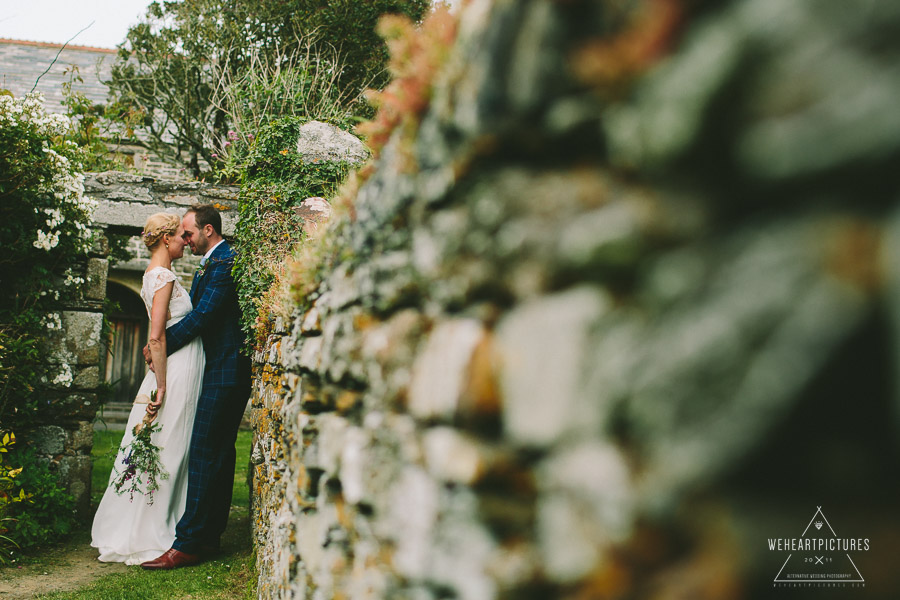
left=0, top=532, right=126, bottom=599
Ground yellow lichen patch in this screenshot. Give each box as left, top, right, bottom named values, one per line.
left=336, top=390, right=362, bottom=414
left=459, top=332, right=502, bottom=420
left=353, top=312, right=379, bottom=332
left=823, top=217, right=884, bottom=294
left=334, top=494, right=353, bottom=531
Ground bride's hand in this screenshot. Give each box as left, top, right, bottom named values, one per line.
left=146, top=388, right=165, bottom=416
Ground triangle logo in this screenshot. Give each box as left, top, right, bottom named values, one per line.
left=769, top=506, right=868, bottom=587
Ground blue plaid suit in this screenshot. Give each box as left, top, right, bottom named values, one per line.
left=166, top=240, right=251, bottom=554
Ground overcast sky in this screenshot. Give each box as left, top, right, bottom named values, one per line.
left=0, top=0, right=153, bottom=49
left=0, top=0, right=459, bottom=50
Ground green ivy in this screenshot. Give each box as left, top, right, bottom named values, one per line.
left=233, top=117, right=353, bottom=342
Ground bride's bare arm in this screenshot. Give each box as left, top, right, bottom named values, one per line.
left=146, top=280, right=174, bottom=419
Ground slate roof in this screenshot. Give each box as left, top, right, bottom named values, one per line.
left=0, top=38, right=115, bottom=113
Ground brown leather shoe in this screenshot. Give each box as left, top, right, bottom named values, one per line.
left=140, top=548, right=201, bottom=570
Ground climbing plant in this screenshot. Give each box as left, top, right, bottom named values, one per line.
left=233, top=117, right=352, bottom=346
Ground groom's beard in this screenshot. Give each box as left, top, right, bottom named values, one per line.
left=191, top=238, right=209, bottom=256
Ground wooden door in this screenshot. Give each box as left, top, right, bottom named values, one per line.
left=103, top=282, right=149, bottom=405
left=104, top=316, right=148, bottom=404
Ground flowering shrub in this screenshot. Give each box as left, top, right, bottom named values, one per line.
left=2, top=447, right=76, bottom=554
left=0, top=431, right=26, bottom=564
left=0, top=92, right=97, bottom=427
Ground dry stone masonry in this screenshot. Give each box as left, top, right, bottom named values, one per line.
left=87, top=171, right=240, bottom=235
left=33, top=234, right=109, bottom=519
left=247, top=0, right=900, bottom=598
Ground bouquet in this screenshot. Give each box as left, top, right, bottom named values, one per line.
left=110, top=390, right=169, bottom=505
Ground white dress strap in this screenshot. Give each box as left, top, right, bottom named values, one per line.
left=142, top=267, right=178, bottom=317
left=147, top=267, right=176, bottom=295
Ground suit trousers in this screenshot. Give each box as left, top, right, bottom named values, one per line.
left=173, top=380, right=249, bottom=554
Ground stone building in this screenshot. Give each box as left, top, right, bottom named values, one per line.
left=0, top=38, right=196, bottom=180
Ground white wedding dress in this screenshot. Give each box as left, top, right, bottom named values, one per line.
left=91, top=266, right=205, bottom=565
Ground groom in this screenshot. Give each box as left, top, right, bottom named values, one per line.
left=141, top=204, right=252, bottom=569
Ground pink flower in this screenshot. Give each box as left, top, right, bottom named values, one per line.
left=224, top=141, right=231, bottom=148
left=227, top=130, right=238, bottom=141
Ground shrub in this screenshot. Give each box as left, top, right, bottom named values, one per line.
left=287, top=7, right=459, bottom=305
left=0, top=92, right=97, bottom=428
left=209, top=40, right=361, bottom=184
left=3, top=447, right=77, bottom=554
left=0, top=431, right=26, bottom=564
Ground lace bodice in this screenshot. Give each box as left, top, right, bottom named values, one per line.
left=140, top=266, right=192, bottom=323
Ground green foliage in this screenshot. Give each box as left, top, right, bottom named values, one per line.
left=0, top=93, right=97, bottom=428
left=233, top=117, right=352, bottom=343
left=0, top=431, right=25, bottom=564
left=209, top=43, right=361, bottom=184
left=278, top=0, right=432, bottom=99
left=4, top=448, right=77, bottom=555
left=108, top=0, right=429, bottom=178
left=105, top=233, right=134, bottom=267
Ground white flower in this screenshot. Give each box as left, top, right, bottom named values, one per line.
left=51, top=363, right=73, bottom=387
left=33, top=230, right=60, bottom=251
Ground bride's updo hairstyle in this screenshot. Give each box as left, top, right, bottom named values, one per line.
left=142, top=213, right=179, bottom=250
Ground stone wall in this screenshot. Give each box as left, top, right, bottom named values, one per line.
left=250, top=1, right=900, bottom=599
left=33, top=236, right=109, bottom=519
left=86, top=171, right=240, bottom=235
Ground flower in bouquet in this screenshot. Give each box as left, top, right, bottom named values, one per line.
left=110, top=391, right=169, bottom=505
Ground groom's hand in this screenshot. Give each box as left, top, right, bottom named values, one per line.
left=143, top=343, right=155, bottom=372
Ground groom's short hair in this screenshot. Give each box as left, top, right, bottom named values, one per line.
left=187, top=204, right=222, bottom=236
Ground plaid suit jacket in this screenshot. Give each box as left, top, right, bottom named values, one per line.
left=166, top=240, right=250, bottom=388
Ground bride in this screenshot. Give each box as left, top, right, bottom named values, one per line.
left=91, top=213, right=205, bottom=565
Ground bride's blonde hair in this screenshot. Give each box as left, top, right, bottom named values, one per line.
left=142, top=213, right=179, bottom=250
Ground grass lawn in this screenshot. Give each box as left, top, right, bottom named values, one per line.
left=36, top=428, right=256, bottom=599
left=92, top=429, right=254, bottom=509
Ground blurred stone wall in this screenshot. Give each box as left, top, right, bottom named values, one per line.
left=250, top=1, right=900, bottom=598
